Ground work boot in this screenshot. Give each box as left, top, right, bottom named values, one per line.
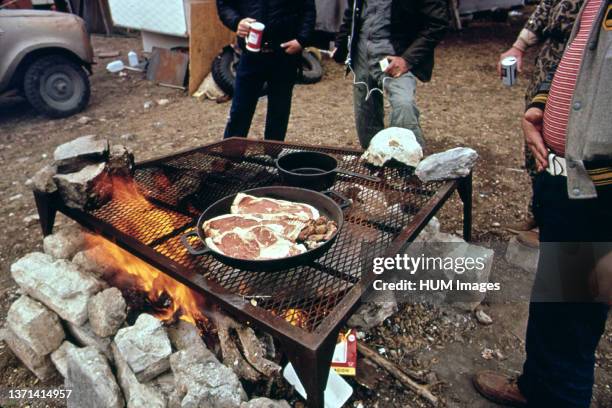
left=473, top=371, right=528, bottom=407
left=517, top=230, right=539, bottom=249
left=506, top=216, right=537, bottom=234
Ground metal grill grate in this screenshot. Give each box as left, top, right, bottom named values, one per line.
left=87, top=139, right=444, bottom=332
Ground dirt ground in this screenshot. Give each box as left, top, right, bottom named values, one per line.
left=0, top=17, right=610, bottom=408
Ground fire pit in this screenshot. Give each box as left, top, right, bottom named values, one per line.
left=33, top=138, right=472, bottom=407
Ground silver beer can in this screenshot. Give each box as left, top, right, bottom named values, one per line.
left=501, top=56, right=517, bottom=87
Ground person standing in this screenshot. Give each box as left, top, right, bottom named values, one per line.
left=333, top=0, right=448, bottom=148
left=498, top=0, right=584, bottom=245
left=475, top=0, right=611, bottom=406
left=217, top=0, right=316, bottom=141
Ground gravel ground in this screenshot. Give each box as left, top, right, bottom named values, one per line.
left=0, top=17, right=609, bottom=408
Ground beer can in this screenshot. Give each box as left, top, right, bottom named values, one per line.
left=501, top=56, right=517, bottom=86
left=246, top=22, right=265, bottom=52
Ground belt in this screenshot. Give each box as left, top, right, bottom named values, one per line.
left=546, top=152, right=567, bottom=177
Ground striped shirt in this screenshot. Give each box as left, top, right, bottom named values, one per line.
left=542, top=0, right=603, bottom=156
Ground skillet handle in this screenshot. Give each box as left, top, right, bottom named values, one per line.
left=322, top=190, right=352, bottom=210
left=181, top=231, right=211, bottom=256
left=335, top=167, right=381, bottom=183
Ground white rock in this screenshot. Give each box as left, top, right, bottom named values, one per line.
left=505, top=236, right=539, bottom=274
left=11, top=252, right=104, bottom=325
left=72, top=246, right=117, bottom=278
left=157, top=99, right=170, bottom=106
left=144, top=101, right=154, bottom=109
left=53, top=162, right=113, bottom=210
left=240, top=398, right=291, bottom=408
left=50, top=341, right=78, bottom=378
left=66, top=321, right=113, bottom=361
left=88, top=288, right=127, bottom=338
left=7, top=295, right=65, bottom=356
left=415, top=147, right=478, bottom=182
left=0, top=326, right=57, bottom=381
left=111, top=343, right=167, bottom=408
left=114, top=314, right=172, bottom=382
left=475, top=309, right=493, bottom=325
left=23, top=214, right=40, bottom=226
left=170, top=344, right=247, bottom=408
left=65, top=346, right=124, bottom=408
left=43, top=225, right=87, bottom=259
left=30, top=164, right=58, bottom=193
left=347, top=302, right=398, bottom=330
left=53, top=135, right=108, bottom=172
left=168, top=320, right=203, bottom=351
left=76, top=116, right=92, bottom=125
left=361, top=127, right=423, bottom=167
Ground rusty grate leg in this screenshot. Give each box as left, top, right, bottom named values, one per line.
left=33, top=191, right=58, bottom=236
left=457, top=173, right=473, bottom=242
left=280, top=331, right=340, bottom=408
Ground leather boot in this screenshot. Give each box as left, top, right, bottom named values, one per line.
left=473, top=371, right=528, bottom=407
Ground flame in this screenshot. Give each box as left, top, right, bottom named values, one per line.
left=282, top=308, right=308, bottom=328
left=85, top=176, right=206, bottom=325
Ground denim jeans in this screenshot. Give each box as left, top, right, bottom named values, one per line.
left=351, top=42, right=423, bottom=148
left=517, top=172, right=610, bottom=407
left=224, top=50, right=298, bottom=141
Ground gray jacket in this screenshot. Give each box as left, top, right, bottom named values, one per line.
left=531, top=0, right=612, bottom=199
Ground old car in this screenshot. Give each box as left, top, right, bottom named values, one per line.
left=0, top=9, right=93, bottom=118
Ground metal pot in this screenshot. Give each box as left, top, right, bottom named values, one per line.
left=180, top=186, right=350, bottom=272
left=275, top=151, right=380, bottom=191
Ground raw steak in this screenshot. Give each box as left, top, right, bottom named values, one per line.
left=206, top=226, right=306, bottom=260
left=231, top=193, right=319, bottom=222
left=203, top=214, right=305, bottom=241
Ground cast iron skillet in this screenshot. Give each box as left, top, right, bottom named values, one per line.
left=180, top=186, right=350, bottom=272
left=276, top=151, right=381, bottom=191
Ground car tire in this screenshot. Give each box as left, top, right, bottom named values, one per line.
left=298, top=50, right=323, bottom=85
left=23, top=55, right=90, bottom=118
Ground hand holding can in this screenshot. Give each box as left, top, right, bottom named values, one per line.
left=237, top=17, right=255, bottom=38
left=501, top=56, right=518, bottom=86
left=246, top=22, right=265, bottom=52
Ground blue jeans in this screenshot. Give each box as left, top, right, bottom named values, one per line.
left=224, top=50, right=298, bottom=141
left=518, top=173, right=610, bottom=407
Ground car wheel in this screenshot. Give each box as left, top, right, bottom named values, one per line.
left=212, top=46, right=268, bottom=97
left=298, top=50, right=323, bottom=84
left=23, top=55, right=90, bottom=118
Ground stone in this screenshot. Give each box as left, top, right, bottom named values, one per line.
left=66, top=321, right=113, bottom=361
left=53, top=135, right=109, bottom=173
left=23, top=214, right=40, bottom=226
left=475, top=309, right=493, bottom=325
left=347, top=302, right=398, bottom=330
left=30, top=164, right=58, bottom=193
left=11, top=252, right=103, bottom=325
left=147, top=372, right=177, bottom=402
left=168, top=320, right=203, bottom=351
left=107, top=144, right=134, bottom=177
left=65, top=346, right=124, bottom=408
left=170, top=344, right=247, bottom=408
left=505, top=236, right=539, bottom=274
left=53, top=162, right=113, bottom=210
left=111, top=343, right=167, bottom=408
left=240, top=398, right=291, bottom=408
left=361, top=127, right=423, bottom=167
left=442, top=242, right=495, bottom=311
left=7, top=295, right=65, bottom=356
left=43, top=225, right=87, bottom=259
left=76, top=116, right=92, bottom=125
left=157, top=98, right=170, bottom=106
left=72, top=246, right=117, bottom=278
left=114, top=314, right=172, bottom=382
left=144, top=100, right=154, bottom=109
left=88, top=288, right=127, bottom=338
left=415, top=147, right=478, bottom=182
left=50, top=341, right=78, bottom=378
left=1, top=326, right=57, bottom=381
